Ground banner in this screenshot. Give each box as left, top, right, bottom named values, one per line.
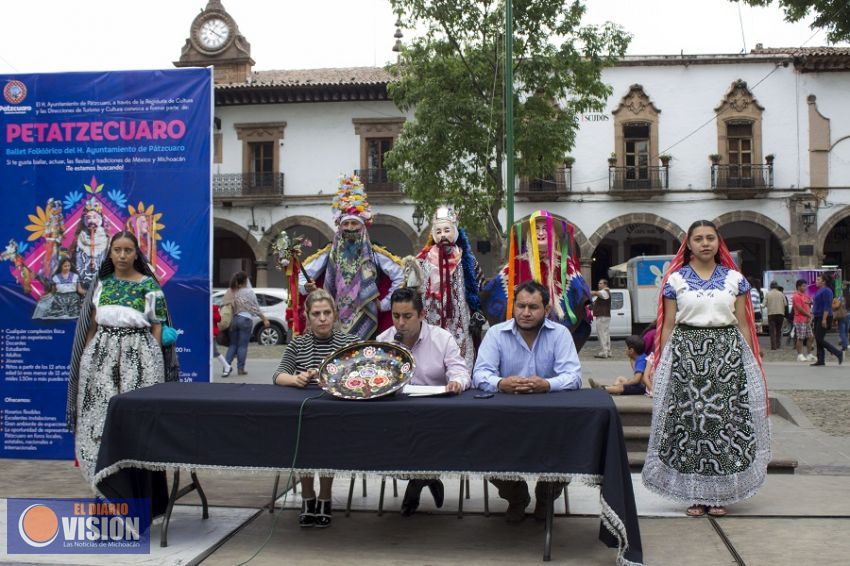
left=1, top=69, right=212, bottom=459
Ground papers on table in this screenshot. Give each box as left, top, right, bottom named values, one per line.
left=402, top=384, right=448, bottom=397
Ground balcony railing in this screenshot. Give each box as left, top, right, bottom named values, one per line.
left=518, top=168, right=572, bottom=198
left=711, top=164, right=773, bottom=190
left=354, top=168, right=400, bottom=193
left=608, top=166, right=668, bottom=192
left=213, top=172, right=285, bottom=197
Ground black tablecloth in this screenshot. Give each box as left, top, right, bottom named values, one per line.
left=95, top=383, right=642, bottom=565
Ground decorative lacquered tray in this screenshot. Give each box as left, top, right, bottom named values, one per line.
left=319, top=341, right=415, bottom=400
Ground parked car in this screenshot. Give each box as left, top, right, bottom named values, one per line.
left=212, top=288, right=290, bottom=345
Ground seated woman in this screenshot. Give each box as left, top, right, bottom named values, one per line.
left=273, top=289, right=357, bottom=528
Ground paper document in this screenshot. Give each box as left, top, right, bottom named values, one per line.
left=402, top=384, right=448, bottom=396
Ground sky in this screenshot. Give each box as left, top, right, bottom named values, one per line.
left=0, top=0, right=845, bottom=75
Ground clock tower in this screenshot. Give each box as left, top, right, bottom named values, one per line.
left=174, top=0, right=254, bottom=84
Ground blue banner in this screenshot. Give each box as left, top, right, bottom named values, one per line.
left=1, top=69, right=212, bottom=459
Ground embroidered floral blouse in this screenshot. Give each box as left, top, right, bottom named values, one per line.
left=93, top=275, right=167, bottom=328
left=662, top=264, right=751, bottom=327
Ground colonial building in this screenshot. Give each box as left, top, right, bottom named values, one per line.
left=178, top=1, right=850, bottom=287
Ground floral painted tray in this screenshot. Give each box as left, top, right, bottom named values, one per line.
left=319, top=341, right=415, bottom=400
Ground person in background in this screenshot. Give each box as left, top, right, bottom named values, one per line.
left=792, top=279, right=816, bottom=362
left=473, top=280, right=581, bottom=522
left=765, top=281, right=788, bottom=350
left=376, top=287, right=470, bottom=517
left=588, top=335, right=647, bottom=395
left=592, top=279, right=612, bottom=358
left=748, top=277, right=763, bottom=331
left=835, top=283, right=850, bottom=351
left=222, top=271, right=269, bottom=377
left=273, top=289, right=357, bottom=528
left=212, top=304, right=231, bottom=376
left=810, top=273, right=843, bottom=366
left=642, top=220, right=769, bottom=519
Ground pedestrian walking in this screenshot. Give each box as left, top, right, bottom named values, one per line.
left=792, top=279, right=816, bottom=362
left=810, top=273, right=843, bottom=366
left=765, top=281, right=787, bottom=350
left=592, top=278, right=612, bottom=358
left=836, top=283, right=850, bottom=351
left=223, top=271, right=269, bottom=376
left=642, top=220, right=770, bottom=518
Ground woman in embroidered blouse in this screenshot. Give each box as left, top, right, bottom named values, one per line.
left=67, top=231, right=169, bottom=486
left=222, top=271, right=268, bottom=377
left=273, top=289, right=357, bottom=528
left=642, top=220, right=770, bottom=518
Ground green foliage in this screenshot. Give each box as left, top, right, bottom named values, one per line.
left=736, top=0, right=850, bottom=43
left=385, top=0, right=630, bottom=240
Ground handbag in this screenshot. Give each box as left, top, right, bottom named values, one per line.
left=162, top=325, right=179, bottom=346
left=218, top=304, right=233, bottom=331
left=834, top=298, right=847, bottom=321
left=215, top=328, right=231, bottom=347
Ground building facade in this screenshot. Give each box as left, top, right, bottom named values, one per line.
left=180, top=2, right=850, bottom=287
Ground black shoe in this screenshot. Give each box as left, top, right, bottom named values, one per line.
left=401, top=482, right=422, bottom=517
left=810, top=362, right=825, bottom=366
left=314, top=499, right=332, bottom=528
left=427, top=480, right=445, bottom=509
left=504, top=494, right=531, bottom=523
left=299, top=498, right=316, bottom=528
left=839, top=352, right=844, bottom=366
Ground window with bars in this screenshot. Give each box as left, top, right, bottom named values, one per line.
left=250, top=141, right=274, bottom=175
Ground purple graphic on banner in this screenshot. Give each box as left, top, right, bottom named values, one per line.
left=1, top=69, right=212, bottom=459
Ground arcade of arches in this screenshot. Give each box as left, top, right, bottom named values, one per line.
left=213, top=213, right=846, bottom=289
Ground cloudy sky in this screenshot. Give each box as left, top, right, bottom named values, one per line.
left=0, top=0, right=843, bottom=75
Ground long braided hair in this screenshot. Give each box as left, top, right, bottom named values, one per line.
left=66, top=231, right=179, bottom=432
left=652, top=220, right=766, bottom=405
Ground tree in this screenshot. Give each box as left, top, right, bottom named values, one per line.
left=736, top=1, right=850, bottom=43
left=385, top=0, right=630, bottom=257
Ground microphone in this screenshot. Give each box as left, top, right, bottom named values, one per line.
left=394, top=332, right=404, bottom=343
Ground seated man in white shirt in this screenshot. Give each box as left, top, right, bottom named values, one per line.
left=377, top=287, right=471, bottom=516
left=473, top=280, right=582, bottom=521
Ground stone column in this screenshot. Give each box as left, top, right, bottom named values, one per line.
left=255, top=260, right=269, bottom=287
left=580, top=259, right=592, bottom=286
left=788, top=195, right=820, bottom=269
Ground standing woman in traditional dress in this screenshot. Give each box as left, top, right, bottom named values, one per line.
left=642, top=220, right=770, bottom=518
left=66, top=230, right=179, bottom=487
left=273, top=289, right=357, bottom=528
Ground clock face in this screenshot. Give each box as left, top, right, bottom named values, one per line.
left=198, top=17, right=230, bottom=51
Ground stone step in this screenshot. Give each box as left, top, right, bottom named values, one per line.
left=622, top=425, right=650, bottom=453
left=627, top=452, right=798, bottom=474
left=611, top=395, right=653, bottom=427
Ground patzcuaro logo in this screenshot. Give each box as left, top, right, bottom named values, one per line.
left=4, top=80, right=27, bottom=105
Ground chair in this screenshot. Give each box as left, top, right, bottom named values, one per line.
left=345, top=475, right=399, bottom=517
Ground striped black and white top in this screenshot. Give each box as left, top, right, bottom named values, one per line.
left=274, top=330, right=358, bottom=384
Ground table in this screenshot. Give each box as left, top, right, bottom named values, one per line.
left=94, top=382, right=643, bottom=565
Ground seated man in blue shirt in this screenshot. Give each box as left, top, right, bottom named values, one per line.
left=473, top=280, right=582, bottom=521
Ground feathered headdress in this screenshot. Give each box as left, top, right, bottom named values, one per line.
left=331, top=175, right=373, bottom=227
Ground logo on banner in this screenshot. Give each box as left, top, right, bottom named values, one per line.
left=7, top=498, right=151, bottom=554
left=4, top=80, right=27, bottom=104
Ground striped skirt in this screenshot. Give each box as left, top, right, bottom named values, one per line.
left=642, top=325, right=770, bottom=506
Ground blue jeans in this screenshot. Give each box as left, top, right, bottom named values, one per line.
left=225, top=315, right=253, bottom=370
left=838, top=317, right=850, bottom=350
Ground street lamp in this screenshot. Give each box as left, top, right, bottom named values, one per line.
left=412, top=205, right=425, bottom=232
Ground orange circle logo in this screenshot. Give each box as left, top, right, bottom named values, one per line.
left=18, top=504, right=59, bottom=547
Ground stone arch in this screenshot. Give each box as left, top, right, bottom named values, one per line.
left=712, top=211, right=791, bottom=263
left=587, top=213, right=685, bottom=255
left=817, top=205, right=850, bottom=259
left=258, top=215, right=335, bottom=253
left=370, top=214, right=419, bottom=257
left=214, top=217, right=265, bottom=260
